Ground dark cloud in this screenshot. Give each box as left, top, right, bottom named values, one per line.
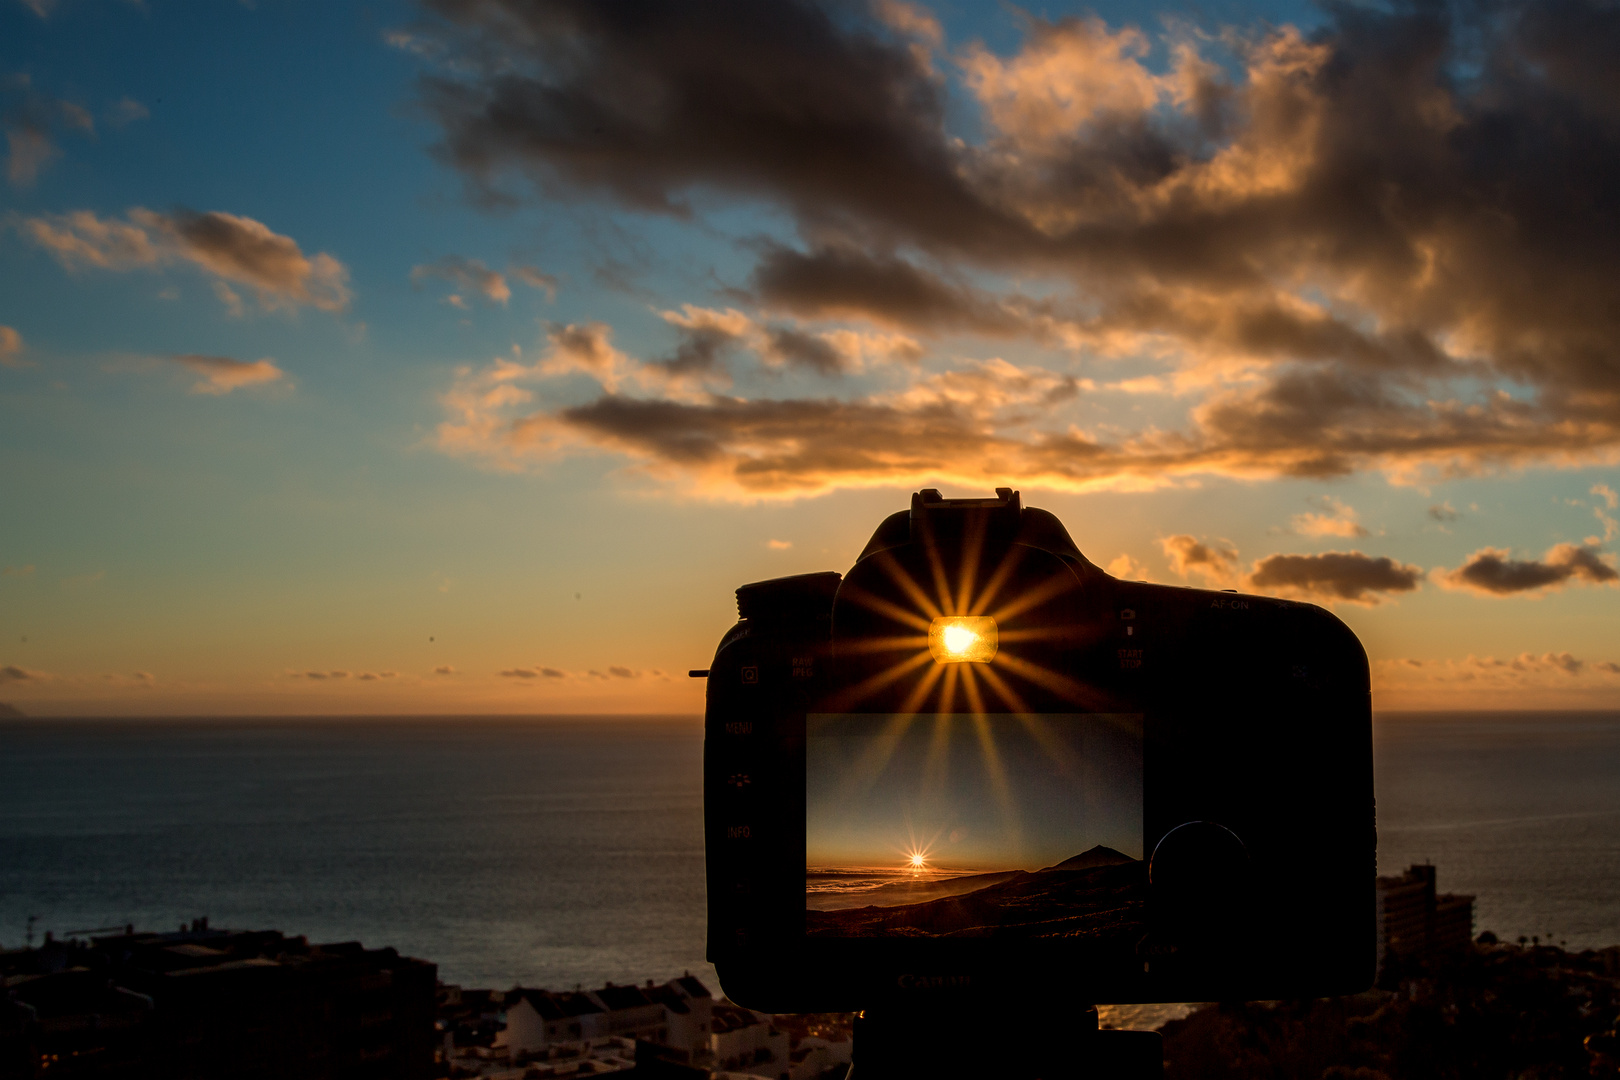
left=608, top=665, right=636, bottom=678
left=530, top=391, right=1108, bottom=494
left=1248, top=551, right=1425, bottom=604
left=496, top=665, right=570, bottom=679
left=750, top=244, right=1026, bottom=336
left=1185, top=367, right=1620, bottom=480
left=1439, top=543, right=1619, bottom=595
left=484, top=369, right=1532, bottom=495
left=763, top=326, right=846, bottom=375
left=157, top=210, right=352, bottom=311
left=1428, top=502, right=1460, bottom=522
left=654, top=324, right=736, bottom=377
left=418, top=0, right=1018, bottom=248
left=1, top=664, right=45, bottom=682
left=415, top=0, right=1620, bottom=492
left=1538, top=652, right=1584, bottom=675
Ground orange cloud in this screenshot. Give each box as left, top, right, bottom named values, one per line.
left=961, top=16, right=1163, bottom=146
left=20, top=208, right=351, bottom=312
left=1105, top=553, right=1145, bottom=579
left=0, top=325, right=25, bottom=368
left=1159, top=534, right=1238, bottom=585
left=410, top=0, right=1620, bottom=498
left=412, top=255, right=511, bottom=305
left=1291, top=497, right=1368, bottom=538
left=173, top=354, right=286, bottom=396
left=3, top=74, right=96, bottom=186
left=511, top=264, right=558, bottom=300
left=1374, top=652, right=1620, bottom=708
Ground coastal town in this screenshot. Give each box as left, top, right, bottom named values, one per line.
left=5, top=867, right=1620, bottom=1079
left=434, top=976, right=851, bottom=1080
left=0, top=919, right=852, bottom=1080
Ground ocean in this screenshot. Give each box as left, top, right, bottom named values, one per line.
left=0, top=717, right=710, bottom=990
left=3, top=712, right=1619, bottom=1017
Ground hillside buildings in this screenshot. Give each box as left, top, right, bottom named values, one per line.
left=442, top=977, right=851, bottom=1080
left=0, top=921, right=437, bottom=1078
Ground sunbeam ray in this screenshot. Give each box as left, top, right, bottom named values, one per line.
left=872, top=551, right=943, bottom=622
left=969, top=712, right=1020, bottom=853
left=964, top=542, right=1025, bottom=616
left=975, top=663, right=1032, bottom=714
left=987, top=569, right=1079, bottom=624
left=921, top=530, right=956, bottom=619
left=993, top=651, right=1111, bottom=710
left=953, top=513, right=988, bottom=616
left=819, top=650, right=935, bottom=712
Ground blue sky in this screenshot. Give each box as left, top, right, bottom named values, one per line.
left=3, top=0, right=1618, bottom=714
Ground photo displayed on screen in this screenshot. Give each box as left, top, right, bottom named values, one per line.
left=806, top=713, right=1145, bottom=940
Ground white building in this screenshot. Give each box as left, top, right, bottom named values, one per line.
left=709, top=1002, right=791, bottom=1079
left=499, top=989, right=604, bottom=1056
left=499, top=975, right=714, bottom=1061
left=787, top=1035, right=853, bottom=1080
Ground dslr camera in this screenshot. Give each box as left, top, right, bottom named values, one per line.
left=702, top=489, right=1373, bottom=1014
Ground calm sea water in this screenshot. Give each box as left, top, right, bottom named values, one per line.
left=0, top=718, right=710, bottom=990
left=1374, top=711, right=1620, bottom=948
left=3, top=712, right=1619, bottom=1006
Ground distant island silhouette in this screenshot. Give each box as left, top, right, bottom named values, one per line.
left=807, top=845, right=1147, bottom=939
left=0, top=702, right=25, bottom=719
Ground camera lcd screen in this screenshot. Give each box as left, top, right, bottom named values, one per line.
left=805, top=713, right=1144, bottom=940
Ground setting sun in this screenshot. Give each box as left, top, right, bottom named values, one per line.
left=943, top=624, right=976, bottom=656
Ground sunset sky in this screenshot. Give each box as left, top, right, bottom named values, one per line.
left=2, top=0, right=1618, bottom=715
left=807, top=713, right=1143, bottom=867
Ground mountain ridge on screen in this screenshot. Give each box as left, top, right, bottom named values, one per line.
left=805, top=855, right=1147, bottom=939
left=1042, top=845, right=1137, bottom=872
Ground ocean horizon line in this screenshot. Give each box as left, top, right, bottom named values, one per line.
left=0, top=712, right=706, bottom=723
left=4, top=707, right=1620, bottom=723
